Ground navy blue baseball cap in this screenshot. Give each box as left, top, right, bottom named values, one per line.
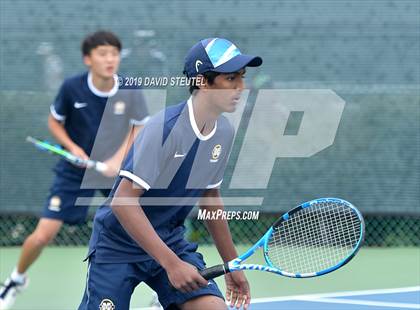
left=183, top=38, right=263, bottom=78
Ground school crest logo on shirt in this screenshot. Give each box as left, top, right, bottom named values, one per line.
left=113, top=101, right=126, bottom=115
left=211, top=144, right=222, bottom=162
left=48, top=196, right=61, bottom=212
left=99, top=299, right=115, bottom=310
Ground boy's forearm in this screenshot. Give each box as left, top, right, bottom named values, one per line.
left=108, top=125, right=142, bottom=163
left=111, top=179, right=179, bottom=268
left=200, top=189, right=238, bottom=262
left=205, top=216, right=238, bottom=262
left=48, top=114, right=77, bottom=150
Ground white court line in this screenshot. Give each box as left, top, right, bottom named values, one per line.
left=251, top=286, right=420, bottom=304
left=297, top=297, right=420, bottom=309
left=131, top=286, right=420, bottom=310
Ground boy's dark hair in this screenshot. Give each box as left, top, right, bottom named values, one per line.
left=188, top=71, right=220, bottom=94
left=81, top=31, right=122, bottom=56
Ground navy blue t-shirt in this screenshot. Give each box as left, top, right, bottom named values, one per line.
left=88, top=98, right=235, bottom=263
left=50, top=72, right=149, bottom=181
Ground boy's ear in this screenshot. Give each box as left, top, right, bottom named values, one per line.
left=83, top=55, right=91, bottom=67
left=197, top=74, right=209, bottom=90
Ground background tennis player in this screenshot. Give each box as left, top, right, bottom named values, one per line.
left=0, top=30, right=149, bottom=310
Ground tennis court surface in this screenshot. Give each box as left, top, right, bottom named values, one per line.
left=245, top=287, right=420, bottom=310
left=1, top=247, right=418, bottom=309
left=136, top=287, right=420, bottom=309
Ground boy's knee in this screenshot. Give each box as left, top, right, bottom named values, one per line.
left=30, top=230, right=56, bottom=247
left=179, top=295, right=226, bottom=310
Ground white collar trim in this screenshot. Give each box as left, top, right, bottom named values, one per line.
left=187, top=97, right=217, bottom=141
left=87, top=71, right=119, bottom=97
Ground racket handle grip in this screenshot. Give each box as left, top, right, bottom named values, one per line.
left=94, top=161, right=108, bottom=172
left=199, top=263, right=230, bottom=280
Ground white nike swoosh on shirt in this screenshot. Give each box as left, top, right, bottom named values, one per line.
left=74, top=102, right=88, bottom=109
left=174, top=153, right=185, bottom=158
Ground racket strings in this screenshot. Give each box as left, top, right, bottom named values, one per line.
left=267, top=201, right=361, bottom=274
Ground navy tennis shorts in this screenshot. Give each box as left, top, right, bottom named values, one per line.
left=42, top=174, right=110, bottom=225
left=78, top=242, right=224, bottom=310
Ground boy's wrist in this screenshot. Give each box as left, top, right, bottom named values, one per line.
left=66, top=142, right=79, bottom=152
left=159, top=252, right=182, bottom=270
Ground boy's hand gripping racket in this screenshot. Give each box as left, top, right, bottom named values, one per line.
left=26, top=136, right=108, bottom=173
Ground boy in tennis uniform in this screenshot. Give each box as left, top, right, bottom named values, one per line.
left=0, top=31, right=149, bottom=310
left=78, top=38, right=262, bottom=310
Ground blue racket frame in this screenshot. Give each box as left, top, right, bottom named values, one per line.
left=220, top=198, right=365, bottom=279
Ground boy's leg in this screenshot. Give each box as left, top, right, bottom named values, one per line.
left=146, top=271, right=226, bottom=310
left=1, top=219, right=63, bottom=309
left=17, top=218, right=62, bottom=273
left=178, top=295, right=226, bottom=310
left=17, top=175, right=91, bottom=273
left=78, top=256, right=141, bottom=310
left=1, top=176, right=92, bottom=309
left=145, top=242, right=225, bottom=310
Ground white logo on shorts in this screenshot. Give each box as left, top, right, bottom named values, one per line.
left=99, top=299, right=115, bottom=310
left=48, top=196, right=61, bottom=212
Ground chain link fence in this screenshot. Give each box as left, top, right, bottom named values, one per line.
left=1, top=0, right=419, bottom=249
left=1, top=213, right=418, bottom=247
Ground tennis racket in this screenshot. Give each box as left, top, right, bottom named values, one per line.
left=200, top=198, right=364, bottom=279
left=26, top=136, right=108, bottom=172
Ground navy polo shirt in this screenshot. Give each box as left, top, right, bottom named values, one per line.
left=87, top=98, right=235, bottom=263
left=50, top=71, right=149, bottom=181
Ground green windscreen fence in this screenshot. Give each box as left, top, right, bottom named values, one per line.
left=1, top=0, right=419, bottom=246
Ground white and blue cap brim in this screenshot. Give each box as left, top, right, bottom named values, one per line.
left=184, top=38, right=262, bottom=77
left=211, top=54, right=262, bottom=73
